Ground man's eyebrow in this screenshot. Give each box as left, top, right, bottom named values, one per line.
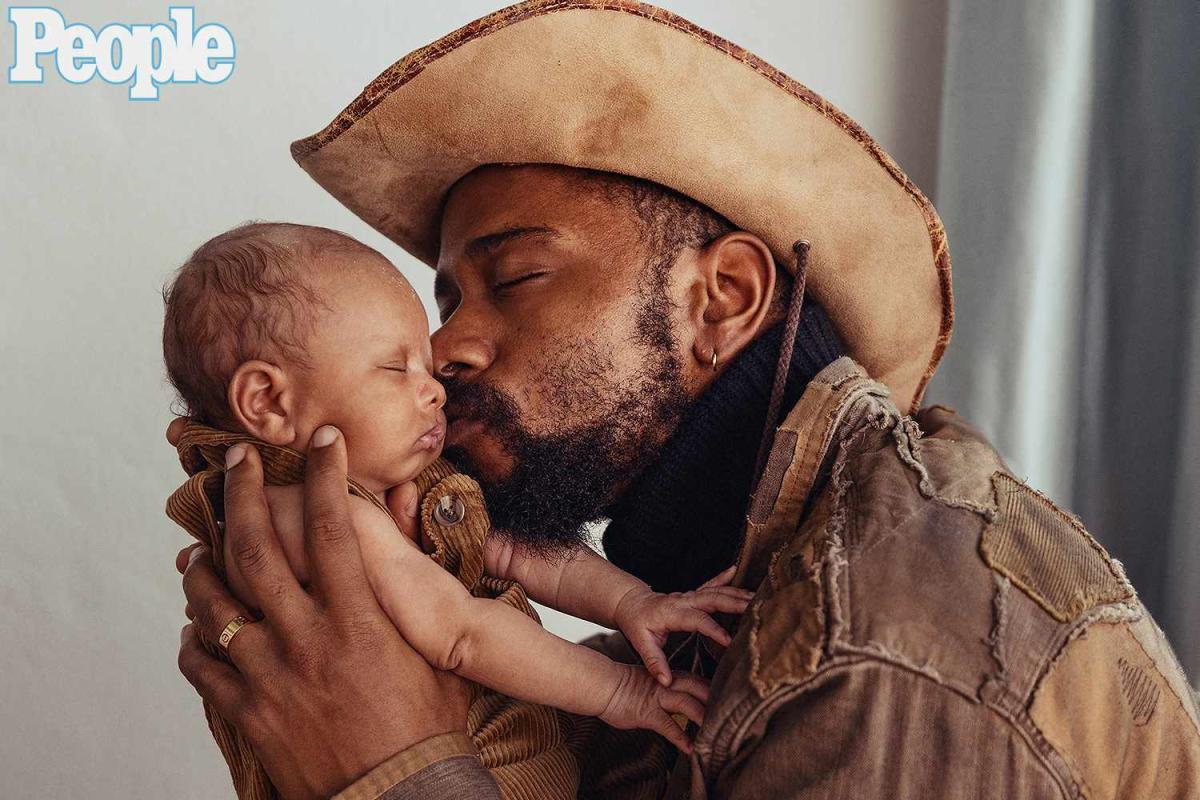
left=435, top=226, right=561, bottom=301
left=464, top=226, right=560, bottom=261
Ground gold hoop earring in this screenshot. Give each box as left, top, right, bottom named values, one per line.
left=711, top=349, right=719, bottom=372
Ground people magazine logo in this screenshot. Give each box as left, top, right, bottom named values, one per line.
left=7, top=6, right=234, bottom=100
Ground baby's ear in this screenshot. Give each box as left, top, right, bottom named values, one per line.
left=227, top=360, right=295, bottom=445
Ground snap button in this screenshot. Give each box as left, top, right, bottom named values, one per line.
left=433, top=494, right=466, bottom=526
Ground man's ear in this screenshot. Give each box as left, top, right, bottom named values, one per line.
left=227, top=360, right=297, bottom=445
left=688, top=231, right=777, bottom=372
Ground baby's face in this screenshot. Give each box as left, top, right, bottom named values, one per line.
left=289, top=254, right=446, bottom=493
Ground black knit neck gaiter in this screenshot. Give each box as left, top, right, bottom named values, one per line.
left=602, top=301, right=843, bottom=592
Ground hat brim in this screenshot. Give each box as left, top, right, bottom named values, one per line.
left=291, top=0, right=952, bottom=412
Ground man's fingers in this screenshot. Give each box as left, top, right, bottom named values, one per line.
left=166, top=417, right=188, bottom=446
left=181, top=546, right=267, bottom=669
left=630, top=633, right=672, bottom=687
left=178, top=623, right=251, bottom=721
left=176, top=542, right=201, bottom=575
left=699, top=564, right=737, bottom=590
left=303, top=427, right=373, bottom=610
left=224, top=444, right=305, bottom=618
left=385, top=482, right=420, bottom=541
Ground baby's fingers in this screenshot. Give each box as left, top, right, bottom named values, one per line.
left=709, top=584, right=756, bottom=601
left=691, top=589, right=753, bottom=615
left=699, top=564, right=737, bottom=589
left=660, top=685, right=706, bottom=729
left=650, top=710, right=694, bottom=753
left=673, top=608, right=733, bottom=647
left=669, top=671, right=710, bottom=704
left=630, top=631, right=672, bottom=687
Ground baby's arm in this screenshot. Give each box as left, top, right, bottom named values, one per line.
left=485, top=537, right=753, bottom=685
left=349, top=498, right=707, bottom=752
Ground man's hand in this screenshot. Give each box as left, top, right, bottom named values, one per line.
left=173, top=424, right=471, bottom=799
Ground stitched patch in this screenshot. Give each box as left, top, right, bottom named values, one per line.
left=980, top=472, right=1133, bottom=622
left=1118, top=656, right=1160, bottom=726
left=749, top=547, right=825, bottom=697
left=748, top=428, right=799, bottom=525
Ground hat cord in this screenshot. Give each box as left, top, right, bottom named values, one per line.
left=751, top=239, right=811, bottom=481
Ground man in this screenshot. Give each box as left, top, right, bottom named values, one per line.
left=175, top=2, right=1200, bottom=798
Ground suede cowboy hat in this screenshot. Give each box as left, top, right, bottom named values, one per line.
left=290, top=0, right=953, bottom=413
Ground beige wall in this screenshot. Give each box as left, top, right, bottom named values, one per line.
left=0, top=1, right=947, bottom=795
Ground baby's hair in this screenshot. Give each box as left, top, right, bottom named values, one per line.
left=162, top=221, right=384, bottom=428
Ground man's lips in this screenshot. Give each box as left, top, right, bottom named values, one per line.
left=446, top=416, right=486, bottom=448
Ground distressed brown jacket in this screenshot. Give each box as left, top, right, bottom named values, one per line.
left=347, top=357, right=1200, bottom=800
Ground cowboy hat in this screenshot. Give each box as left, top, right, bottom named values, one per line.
left=290, top=0, right=952, bottom=412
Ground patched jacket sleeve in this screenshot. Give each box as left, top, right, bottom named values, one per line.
left=333, top=732, right=501, bottom=800
left=711, top=660, right=1065, bottom=799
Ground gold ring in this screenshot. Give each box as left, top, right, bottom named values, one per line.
left=217, top=615, right=252, bottom=653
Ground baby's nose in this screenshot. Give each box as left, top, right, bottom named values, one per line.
left=423, top=374, right=447, bottom=409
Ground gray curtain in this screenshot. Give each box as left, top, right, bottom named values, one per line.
left=927, top=0, right=1200, bottom=678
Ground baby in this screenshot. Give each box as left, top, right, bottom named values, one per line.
left=162, top=222, right=750, bottom=759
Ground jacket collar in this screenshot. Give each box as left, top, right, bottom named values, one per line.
left=733, top=357, right=895, bottom=590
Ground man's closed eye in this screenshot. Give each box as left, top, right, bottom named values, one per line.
left=494, top=271, right=547, bottom=292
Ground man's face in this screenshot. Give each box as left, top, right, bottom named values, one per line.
left=432, top=164, right=699, bottom=550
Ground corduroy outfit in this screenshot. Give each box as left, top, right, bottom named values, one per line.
left=167, top=424, right=580, bottom=800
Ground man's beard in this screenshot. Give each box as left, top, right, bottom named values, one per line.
left=442, top=276, right=691, bottom=553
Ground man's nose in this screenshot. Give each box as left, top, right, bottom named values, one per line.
left=432, top=317, right=496, bottom=381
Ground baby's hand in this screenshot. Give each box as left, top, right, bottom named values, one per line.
left=599, top=664, right=710, bottom=753
left=612, top=565, right=754, bottom=686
